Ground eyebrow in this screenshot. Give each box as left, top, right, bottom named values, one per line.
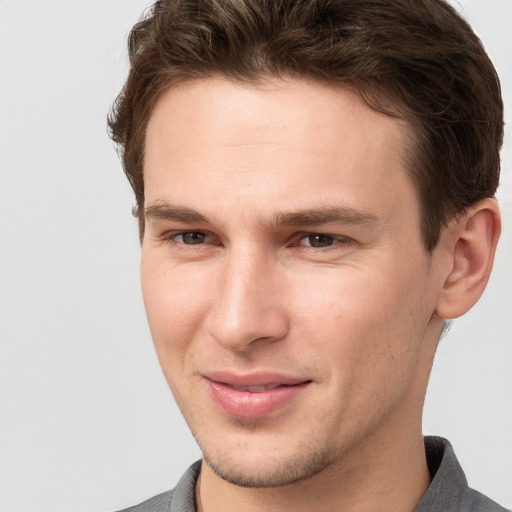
left=269, top=207, right=380, bottom=227
left=144, top=203, right=208, bottom=223
left=144, top=201, right=380, bottom=228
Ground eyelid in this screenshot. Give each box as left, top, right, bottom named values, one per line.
left=176, top=231, right=209, bottom=243
left=158, top=229, right=353, bottom=251
left=162, top=229, right=216, bottom=246
left=291, top=232, right=354, bottom=253
left=297, top=232, right=350, bottom=242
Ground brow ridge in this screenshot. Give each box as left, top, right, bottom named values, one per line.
left=144, top=202, right=379, bottom=228
left=144, top=202, right=208, bottom=223
left=269, top=207, right=380, bottom=227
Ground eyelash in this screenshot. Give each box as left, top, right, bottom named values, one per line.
left=295, top=233, right=351, bottom=250
left=170, top=231, right=214, bottom=245
left=162, top=231, right=352, bottom=252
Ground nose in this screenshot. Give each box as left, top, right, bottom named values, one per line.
left=205, top=247, right=289, bottom=352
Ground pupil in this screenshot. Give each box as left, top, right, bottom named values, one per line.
left=309, top=235, right=334, bottom=247
left=183, top=232, right=205, bottom=244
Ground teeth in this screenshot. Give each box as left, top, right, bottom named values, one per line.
left=232, top=384, right=280, bottom=392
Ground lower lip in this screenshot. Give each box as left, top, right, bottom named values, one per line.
left=205, top=380, right=310, bottom=419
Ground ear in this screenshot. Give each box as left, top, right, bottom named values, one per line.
left=435, top=198, right=501, bottom=320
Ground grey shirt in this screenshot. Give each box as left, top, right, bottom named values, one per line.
left=117, top=437, right=509, bottom=511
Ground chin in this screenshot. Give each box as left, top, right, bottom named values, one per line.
left=199, top=435, right=341, bottom=488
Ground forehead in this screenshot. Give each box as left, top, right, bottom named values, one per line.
left=143, top=77, right=417, bottom=227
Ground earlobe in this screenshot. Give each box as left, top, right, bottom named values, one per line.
left=435, top=198, right=501, bottom=320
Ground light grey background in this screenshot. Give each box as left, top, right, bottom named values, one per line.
left=0, top=1, right=510, bottom=511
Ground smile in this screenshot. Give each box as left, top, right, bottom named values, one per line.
left=231, top=384, right=282, bottom=392
left=203, top=372, right=311, bottom=419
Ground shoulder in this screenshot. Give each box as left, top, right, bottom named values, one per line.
left=419, top=437, right=509, bottom=512
left=116, top=489, right=174, bottom=512
left=114, top=460, right=202, bottom=512
left=464, top=488, right=510, bottom=512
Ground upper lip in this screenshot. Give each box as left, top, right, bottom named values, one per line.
left=204, top=370, right=311, bottom=388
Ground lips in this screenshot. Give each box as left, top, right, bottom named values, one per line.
left=204, top=371, right=311, bottom=419
left=231, top=384, right=281, bottom=392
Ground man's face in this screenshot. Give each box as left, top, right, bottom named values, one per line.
left=141, top=78, right=446, bottom=487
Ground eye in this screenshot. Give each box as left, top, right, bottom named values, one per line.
left=298, top=234, right=344, bottom=248
left=173, top=231, right=210, bottom=244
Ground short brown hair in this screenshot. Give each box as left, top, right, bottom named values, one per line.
left=108, top=0, right=503, bottom=250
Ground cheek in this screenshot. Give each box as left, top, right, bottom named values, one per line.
left=291, top=267, right=398, bottom=333
left=292, top=265, right=430, bottom=381
left=140, top=259, right=216, bottom=410
left=140, top=258, right=211, bottom=357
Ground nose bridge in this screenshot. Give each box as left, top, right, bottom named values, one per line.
left=206, top=243, right=288, bottom=350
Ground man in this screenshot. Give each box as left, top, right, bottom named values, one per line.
left=108, top=0, right=507, bottom=510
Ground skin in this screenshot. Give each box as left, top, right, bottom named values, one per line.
left=140, top=77, right=500, bottom=512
